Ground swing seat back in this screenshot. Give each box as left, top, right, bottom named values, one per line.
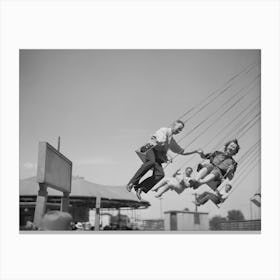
left=136, top=149, right=147, bottom=163
left=206, top=180, right=222, bottom=191
left=135, top=143, right=154, bottom=163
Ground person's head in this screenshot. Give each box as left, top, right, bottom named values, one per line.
left=84, top=222, right=91, bottom=231
left=225, top=184, right=232, bottom=193
left=224, top=139, right=240, bottom=155
left=185, top=167, right=193, bottom=176
left=40, top=211, right=73, bottom=231
left=171, top=120, right=185, bottom=135
left=25, top=220, right=34, bottom=230
left=75, top=222, right=84, bottom=230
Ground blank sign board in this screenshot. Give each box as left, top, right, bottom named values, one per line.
left=37, top=142, right=72, bottom=193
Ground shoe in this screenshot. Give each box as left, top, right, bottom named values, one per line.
left=136, top=189, right=142, bottom=200
left=126, top=183, right=136, bottom=192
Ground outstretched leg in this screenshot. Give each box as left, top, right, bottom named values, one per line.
left=195, top=167, right=209, bottom=181
left=155, top=182, right=173, bottom=198
left=139, top=161, right=165, bottom=194
left=155, top=186, right=170, bottom=198
left=190, top=166, right=216, bottom=189
left=153, top=178, right=169, bottom=192
left=127, top=150, right=157, bottom=192
left=196, top=192, right=212, bottom=206
left=197, top=173, right=216, bottom=185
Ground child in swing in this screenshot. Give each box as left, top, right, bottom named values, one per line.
left=152, top=167, right=193, bottom=198
left=194, top=183, right=232, bottom=206
left=190, top=139, right=240, bottom=190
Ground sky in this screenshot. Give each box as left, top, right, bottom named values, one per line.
left=19, top=49, right=261, bottom=220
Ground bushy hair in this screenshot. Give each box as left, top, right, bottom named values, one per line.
left=224, top=139, right=240, bottom=155
left=175, top=120, right=185, bottom=128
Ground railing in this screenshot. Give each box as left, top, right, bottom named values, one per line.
left=220, top=219, right=261, bottom=231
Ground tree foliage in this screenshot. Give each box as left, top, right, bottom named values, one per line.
left=227, top=209, right=245, bottom=221
left=209, top=215, right=227, bottom=230
left=209, top=209, right=245, bottom=230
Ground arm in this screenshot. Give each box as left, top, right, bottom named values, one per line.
left=198, top=151, right=212, bottom=159
left=225, top=162, right=238, bottom=180
left=182, top=177, right=191, bottom=187
left=172, top=169, right=181, bottom=177
left=181, top=149, right=201, bottom=156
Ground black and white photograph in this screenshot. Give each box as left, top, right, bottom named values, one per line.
left=19, top=49, right=261, bottom=232
left=1, top=1, right=280, bottom=280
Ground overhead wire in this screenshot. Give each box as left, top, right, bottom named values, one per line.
left=230, top=153, right=260, bottom=196
left=204, top=98, right=260, bottom=151
left=168, top=98, right=260, bottom=171
left=178, top=75, right=260, bottom=144
left=165, top=76, right=260, bottom=168
left=174, top=61, right=259, bottom=124
left=177, top=73, right=260, bottom=145
left=158, top=62, right=261, bottom=210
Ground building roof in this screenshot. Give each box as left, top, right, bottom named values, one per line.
left=164, top=210, right=208, bottom=215
left=20, top=176, right=150, bottom=209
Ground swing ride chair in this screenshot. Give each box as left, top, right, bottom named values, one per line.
left=135, top=143, right=154, bottom=163
left=132, top=61, right=260, bottom=211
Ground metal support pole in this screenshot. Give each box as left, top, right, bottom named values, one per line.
left=118, top=208, right=121, bottom=229
left=57, top=136, right=61, bottom=152
left=159, top=197, right=163, bottom=219
left=95, top=196, right=101, bottom=231
left=193, top=193, right=198, bottom=212
left=61, top=192, right=70, bottom=212
left=250, top=200, right=252, bottom=220
left=33, top=183, right=48, bottom=228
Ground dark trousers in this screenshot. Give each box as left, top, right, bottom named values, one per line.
left=129, top=149, right=165, bottom=193
left=197, top=192, right=221, bottom=205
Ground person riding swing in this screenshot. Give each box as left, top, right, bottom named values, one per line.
left=152, top=167, right=193, bottom=198
left=126, top=120, right=201, bottom=200
left=194, top=183, right=232, bottom=207
left=189, top=139, right=240, bottom=190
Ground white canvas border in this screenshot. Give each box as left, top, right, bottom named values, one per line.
left=1, top=1, right=280, bottom=280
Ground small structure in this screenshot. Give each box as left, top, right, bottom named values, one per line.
left=142, top=219, right=164, bottom=231
left=34, top=142, right=72, bottom=228
left=20, top=176, right=150, bottom=229
left=164, top=210, right=209, bottom=231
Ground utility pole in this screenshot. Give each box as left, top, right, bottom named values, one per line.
left=57, top=136, right=61, bottom=152
left=250, top=199, right=253, bottom=220
left=159, top=197, right=163, bottom=219
left=192, top=193, right=198, bottom=212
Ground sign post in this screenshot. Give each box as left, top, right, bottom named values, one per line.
left=33, top=183, right=48, bottom=228
left=34, top=142, right=72, bottom=228
left=61, top=192, right=70, bottom=212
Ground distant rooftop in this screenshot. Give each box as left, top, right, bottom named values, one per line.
left=20, top=176, right=150, bottom=209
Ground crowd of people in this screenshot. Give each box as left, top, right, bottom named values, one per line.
left=20, top=211, right=138, bottom=231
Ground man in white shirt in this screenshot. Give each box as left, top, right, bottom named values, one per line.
left=126, top=120, right=200, bottom=200
left=194, top=183, right=232, bottom=206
